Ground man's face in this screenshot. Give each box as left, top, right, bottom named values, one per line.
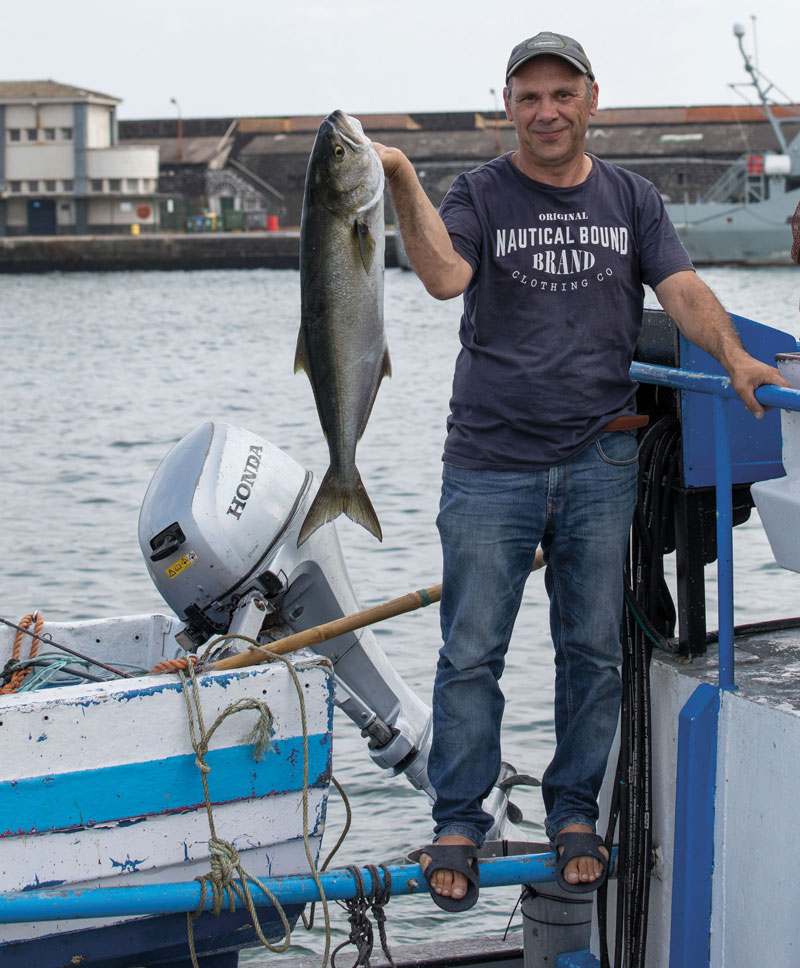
left=504, top=55, right=598, bottom=177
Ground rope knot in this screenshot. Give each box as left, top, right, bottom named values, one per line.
left=209, top=838, right=240, bottom=884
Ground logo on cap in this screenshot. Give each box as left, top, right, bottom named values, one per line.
left=528, top=33, right=566, bottom=51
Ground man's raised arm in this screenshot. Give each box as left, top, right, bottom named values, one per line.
left=373, top=144, right=474, bottom=301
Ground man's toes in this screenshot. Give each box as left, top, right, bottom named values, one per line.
left=562, top=856, right=603, bottom=883
left=432, top=870, right=467, bottom=897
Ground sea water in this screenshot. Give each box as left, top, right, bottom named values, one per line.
left=1, top=265, right=799, bottom=958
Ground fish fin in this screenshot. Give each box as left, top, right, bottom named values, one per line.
left=355, top=219, right=376, bottom=274
left=355, top=347, right=392, bottom=441
left=297, top=466, right=383, bottom=547
left=294, top=327, right=309, bottom=374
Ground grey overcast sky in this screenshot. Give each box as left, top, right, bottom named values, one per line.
left=4, top=0, right=799, bottom=120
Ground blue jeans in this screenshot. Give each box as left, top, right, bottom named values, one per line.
left=429, top=432, right=638, bottom=845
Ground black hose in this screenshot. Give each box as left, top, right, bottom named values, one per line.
left=600, top=416, right=678, bottom=968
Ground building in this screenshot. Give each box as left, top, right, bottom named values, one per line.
left=120, top=105, right=800, bottom=231
left=0, top=81, right=160, bottom=236
left=119, top=116, right=288, bottom=231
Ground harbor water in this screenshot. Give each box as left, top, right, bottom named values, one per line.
left=1, top=265, right=799, bottom=960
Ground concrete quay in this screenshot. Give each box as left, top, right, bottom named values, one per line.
left=0, top=231, right=403, bottom=273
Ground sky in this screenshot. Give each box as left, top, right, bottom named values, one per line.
left=4, top=0, right=799, bottom=120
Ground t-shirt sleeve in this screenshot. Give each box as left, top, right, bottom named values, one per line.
left=439, top=173, right=482, bottom=271
left=637, top=184, right=695, bottom=289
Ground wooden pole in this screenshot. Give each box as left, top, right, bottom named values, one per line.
left=210, top=584, right=442, bottom=672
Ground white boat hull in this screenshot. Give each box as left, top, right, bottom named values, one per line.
left=0, top=613, right=333, bottom=966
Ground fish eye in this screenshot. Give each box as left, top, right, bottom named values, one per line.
left=333, top=145, right=345, bottom=158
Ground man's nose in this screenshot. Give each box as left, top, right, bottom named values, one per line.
left=536, top=97, right=561, bottom=121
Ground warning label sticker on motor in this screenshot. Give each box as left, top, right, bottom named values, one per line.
left=166, top=550, right=198, bottom=579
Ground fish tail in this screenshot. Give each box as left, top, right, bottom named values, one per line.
left=297, top=466, right=383, bottom=546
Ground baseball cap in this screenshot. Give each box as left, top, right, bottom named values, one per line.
left=506, top=32, right=595, bottom=83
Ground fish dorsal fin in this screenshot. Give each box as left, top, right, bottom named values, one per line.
left=355, top=219, right=376, bottom=274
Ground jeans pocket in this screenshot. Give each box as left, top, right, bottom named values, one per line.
left=595, top=430, right=639, bottom=466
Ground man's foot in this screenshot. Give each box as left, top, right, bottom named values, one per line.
left=554, top=823, right=609, bottom=886
left=420, top=834, right=476, bottom=901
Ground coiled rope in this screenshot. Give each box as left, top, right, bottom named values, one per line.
left=331, top=864, right=395, bottom=968
left=176, top=634, right=334, bottom=968
left=1, top=613, right=43, bottom=694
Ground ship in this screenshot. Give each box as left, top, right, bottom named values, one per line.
left=664, top=23, right=800, bottom=265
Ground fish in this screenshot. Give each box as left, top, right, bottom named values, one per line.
left=295, top=110, right=390, bottom=547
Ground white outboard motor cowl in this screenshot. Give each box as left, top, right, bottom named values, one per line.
left=139, top=422, right=311, bottom=639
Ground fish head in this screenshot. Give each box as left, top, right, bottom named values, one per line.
left=306, top=110, right=385, bottom=217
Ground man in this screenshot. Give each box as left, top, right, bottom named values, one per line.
left=374, top=31, right=788, bottom=907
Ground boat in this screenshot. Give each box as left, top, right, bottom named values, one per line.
left=664, top=24, right=800, bottom=266
left=3, top=302, right=800, bottom=967
left=0, top=422, right=520, bottom=968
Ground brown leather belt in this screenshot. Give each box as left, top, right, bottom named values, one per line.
left=603, top=415, right=650, bottom=431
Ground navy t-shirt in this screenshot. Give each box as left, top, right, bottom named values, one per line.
left=439, top=153, right=693, bottom=470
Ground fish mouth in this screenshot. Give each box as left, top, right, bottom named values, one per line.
left=326, top=110, right=368, bottom=149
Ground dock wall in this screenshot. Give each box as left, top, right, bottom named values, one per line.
left=0, top=231, right=402, bottom=273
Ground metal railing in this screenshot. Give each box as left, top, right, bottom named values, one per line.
left=0, top=850, right=607, bottom=922
left=631, top=361, right=800, bottom=689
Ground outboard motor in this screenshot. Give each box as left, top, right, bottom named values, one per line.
left=138, top=421, right=433, bottom=796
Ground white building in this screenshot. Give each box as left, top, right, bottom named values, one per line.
left=0, top=81, right=160, bottom=236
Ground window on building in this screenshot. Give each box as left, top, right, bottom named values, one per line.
left=61, top=127, right=73, bottom=140
left=44, top=128, right=56, bottom=141
left=126, top=178, right=139, bottom=192
left=8, top=128, right=21, bottom=142
left=10, top=180, right=22, bottom=192
left=45, top=179, right=57, bottom=192
left=91, top=179, right=104, bottom=192
left=62, top=179, right=74, bottom=191
left=26, top=128, right=38, bottom=141
left=109, top=178, right=121, bottom=191
left=27, top=180, right=39, bottom=192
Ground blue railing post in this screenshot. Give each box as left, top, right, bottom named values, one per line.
left=712, top=395, right=736, bottom=690
left=669, top=682, right=721, bottom=968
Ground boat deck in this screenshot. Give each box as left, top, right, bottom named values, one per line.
left=657, top=622, right=800, bottom=713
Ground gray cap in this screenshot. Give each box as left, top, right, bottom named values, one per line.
left=506, top=32, right=594, bottom=84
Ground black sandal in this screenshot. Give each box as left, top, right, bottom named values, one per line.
left=409, top=843, right=480, bottom=912
left=552, top=831, right=609, bottom=894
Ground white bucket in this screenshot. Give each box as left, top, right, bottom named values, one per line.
left=751, top=353, right=800, bottom=574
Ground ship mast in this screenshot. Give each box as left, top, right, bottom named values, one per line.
left=731, top=22, right=795, bottom=157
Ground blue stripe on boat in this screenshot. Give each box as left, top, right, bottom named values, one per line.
left=0, top=734, right=331, bottom=836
